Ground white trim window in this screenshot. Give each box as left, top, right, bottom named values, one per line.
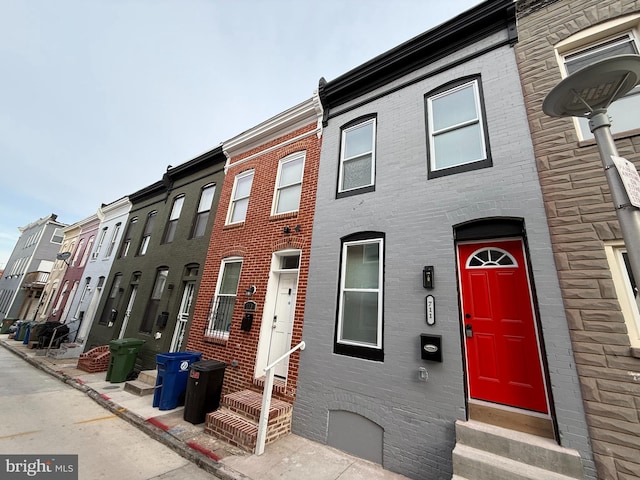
left=557, top=16, right=640, bottom=139
left=105, top=222, right=121, bottom=257
left=71, top=239, right=85, bottom=267
left=338, top=117, right=376, bottom=195
left=336, top=234, right=384, bottom=361
left=163, top=196, right=184, bottom=244
left=426, top=78, right=490, bottom=177
left=80, top=236, right=94, bottom=267
left=138, top=211, right=157, bottom=256
left=605, top=242, right=640, bottom=347
left=94, top=228, right=108, bottom=259
left=206, top=257, right=242, bottom=338
left=273, top=152, right=305, bottom=215
left=192, top=184, right=215, bottom=238
left=119, top=217, right=137, bottom=258
left=227, top=170, right=254, bottom=225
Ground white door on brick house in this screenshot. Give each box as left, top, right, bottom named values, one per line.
left=267, top=272, right=298, bottom=378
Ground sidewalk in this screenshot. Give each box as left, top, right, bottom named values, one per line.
left=0, top=335, right=409, bottom=480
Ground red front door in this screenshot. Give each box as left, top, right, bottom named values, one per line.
left=458, top=239, right=548, bottom=414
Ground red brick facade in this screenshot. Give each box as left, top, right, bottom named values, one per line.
left=186, top=117, right=321, bottom=404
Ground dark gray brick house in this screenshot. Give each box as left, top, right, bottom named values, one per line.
left=292, top=1, right=595, bottom=478
left=84, top=147, right=226, bottom=371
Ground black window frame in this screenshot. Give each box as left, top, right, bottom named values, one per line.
left=336, top=114, right=377, bottom=199
left=425, top=75, right=492, bottom=179
left=334, top=231, right=385, bottom=362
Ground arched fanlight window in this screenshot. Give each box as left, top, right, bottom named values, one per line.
left=466, top=247, right=517, bottom=268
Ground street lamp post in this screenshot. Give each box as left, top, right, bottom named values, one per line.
left=543, top=54, right=640, bottom=293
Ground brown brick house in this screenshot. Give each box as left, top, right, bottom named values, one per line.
left=515, top=1, right=640, bottom=478
left=185, top=96, right=323, bottom=449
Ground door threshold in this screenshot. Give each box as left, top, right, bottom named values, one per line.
left=468, top=399, right=555, bottom=440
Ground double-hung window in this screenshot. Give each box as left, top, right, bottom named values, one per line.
left=191, top=184, right=215, bottom=238
left=426, top=77, right=491, bottom=178
left=206, top=258, right=242, bottom=338
left=94, top=228, right=108, bottom=260
left=560, top=28, right=640, bottom=139
left=227, top=171, right=254, bottom=224
left=105, top=223, right=121, bottom=257
left=335, top=233, right=384, bottom=361
left=273, top=152, right=305, bottom=215
left=338, top=117, right=376, bottom=196
left=138, top=211, right=157, bottom=255
left=119, top=217, right=137, bottom=258
left=163, top=196, right=184, bottom=244
left=605, top=242, right=640, bottom=347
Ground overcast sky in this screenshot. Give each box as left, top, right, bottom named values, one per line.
left=0, top=0, right=483, bottom=269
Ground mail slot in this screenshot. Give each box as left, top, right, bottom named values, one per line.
left=420, top=334, right=442, bottom=362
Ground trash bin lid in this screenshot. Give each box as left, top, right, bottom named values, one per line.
left=109, top=338, right=145, bottom=350
left=191, top=359, right=226, bottom=371
left=156, top=351, right=202, bottom=365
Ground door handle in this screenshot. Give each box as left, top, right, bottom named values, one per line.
left=465, top=324, right=473, bottom=338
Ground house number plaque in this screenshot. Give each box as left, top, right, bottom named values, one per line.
left=426, top=295, right=435, bottom=325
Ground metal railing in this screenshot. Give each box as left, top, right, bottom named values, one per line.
left=255, top=340, right=305, bottom=455
left=204, top=296, right=235, bottom=341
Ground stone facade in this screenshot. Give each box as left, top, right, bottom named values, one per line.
left=514, top=1, right=640, bottom=478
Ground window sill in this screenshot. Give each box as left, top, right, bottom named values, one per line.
left=334, top=343, right=383, bottom=362
left=578, top=128, right=640, bottom=148
left=270, top=212, right=298, bottom=222
left=204, top=335, right=228, bottom=346
left=223, top=222, right=245, bottom=231
left=630, top=346, right=640, bottom=359
left=336, top=185, right=375, bottom=199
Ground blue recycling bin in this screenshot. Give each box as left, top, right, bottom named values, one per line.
left=153, top=351, right=202, bottom=410
left=22, top=321, right=39, bottom=345
left=14, top=321, right=26, bottom=341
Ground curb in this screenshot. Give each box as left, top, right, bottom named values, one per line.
left=0, top=339, right=250, bottom=480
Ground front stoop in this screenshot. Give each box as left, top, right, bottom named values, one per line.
left=46, top=342, right=83, bottom=359
left=124, top=369, right=157, bottom=396
left=205, top=389, right=292, bottom=452
left=452, top=420, right=584, bottom=480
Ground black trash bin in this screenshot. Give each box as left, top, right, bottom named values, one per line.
left=183, top=360, right=226, bottom=425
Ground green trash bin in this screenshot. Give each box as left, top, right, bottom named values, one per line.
left=106, top=338, right=145, bottom=383
left=0, top=318, right=17, bottom=334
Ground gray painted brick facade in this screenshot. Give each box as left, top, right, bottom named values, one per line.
left=293, top=28, right=594, bottom=479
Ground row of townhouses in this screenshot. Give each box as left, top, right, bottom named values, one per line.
left=1, top=1, right=639, bottom=478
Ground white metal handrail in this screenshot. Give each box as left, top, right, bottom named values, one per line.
left=255, top=340, right=305, bottom=455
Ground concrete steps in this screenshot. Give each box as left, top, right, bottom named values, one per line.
left=205, top=389, right=292, bottom=452
left=124, top=369, right=157, bottom=396
left=452, top=420, right=583, bottom=480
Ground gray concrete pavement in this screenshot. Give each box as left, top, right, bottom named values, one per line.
left=0, top=335, right=410, bottom=480
left=0, top=345, right=215, bottom=480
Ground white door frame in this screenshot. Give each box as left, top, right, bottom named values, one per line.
left=170, top=282, right=195, bottom=352
left=118, top=285, right=138, bottom=339
left=255, top=249, right=300, bottom=380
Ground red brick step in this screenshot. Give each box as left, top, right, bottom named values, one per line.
left=204, top=389, right=292, bottom=452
